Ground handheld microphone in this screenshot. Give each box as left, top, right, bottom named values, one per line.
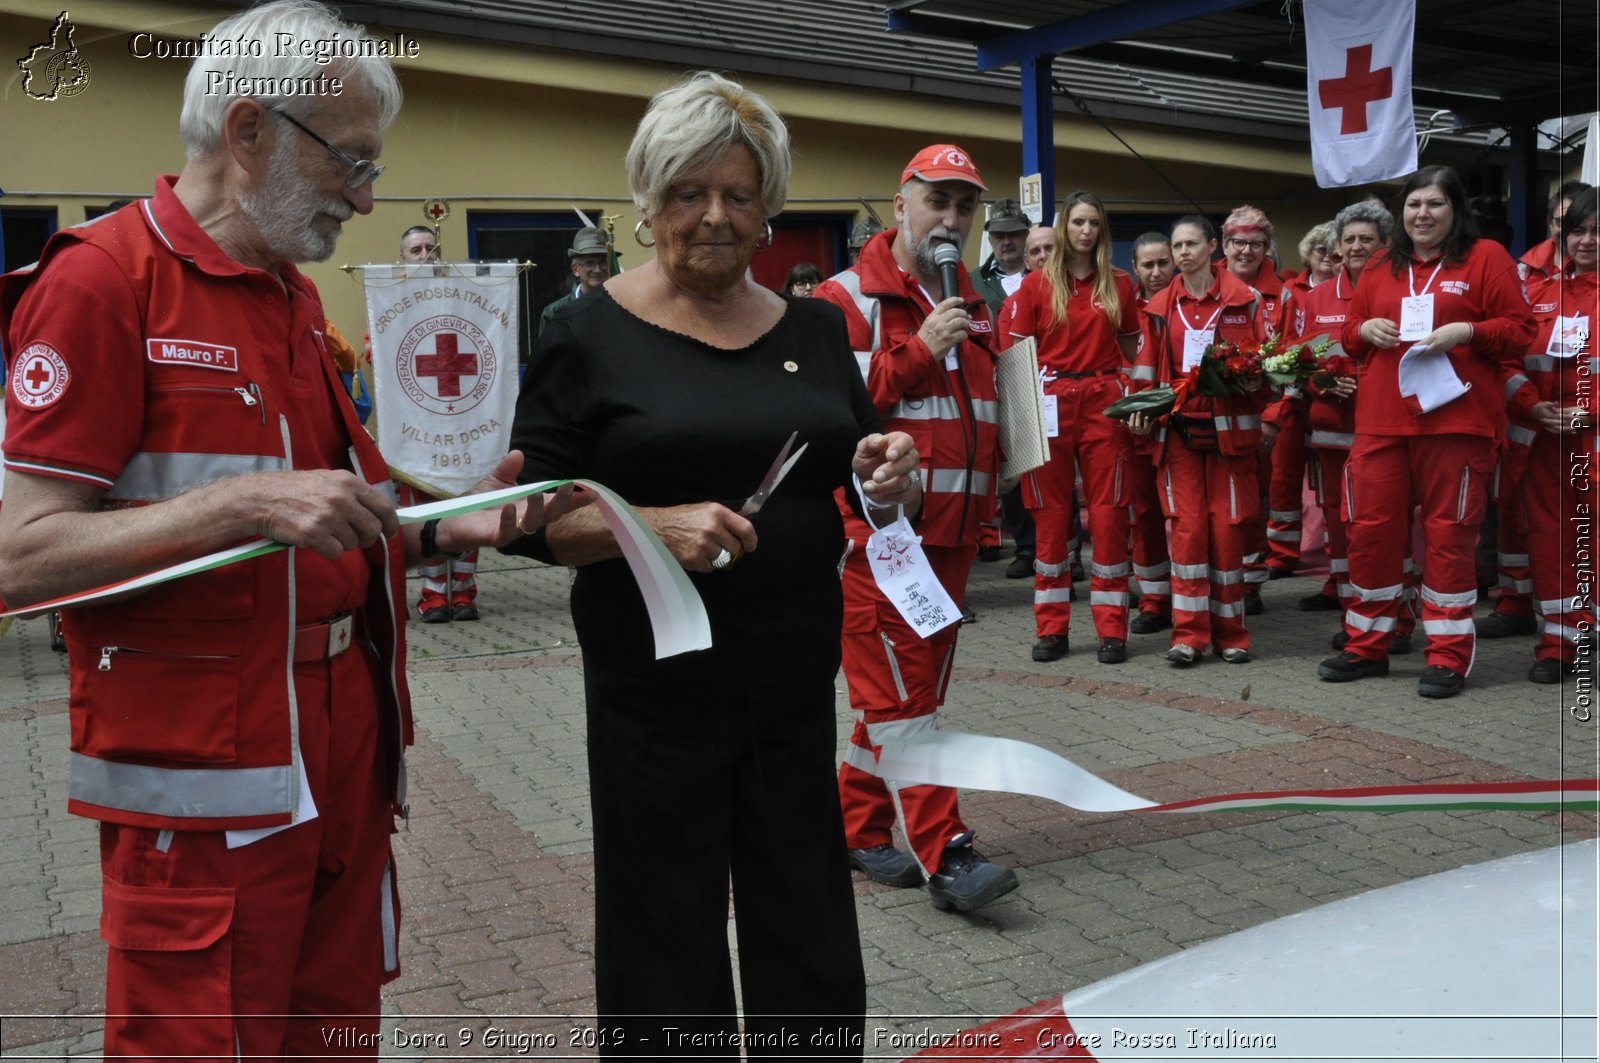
left=933, top=242, right=962, bottom=303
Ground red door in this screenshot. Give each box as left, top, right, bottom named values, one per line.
left=751, top=214, right=852, bottom=291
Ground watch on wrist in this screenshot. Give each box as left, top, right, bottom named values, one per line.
left=420, top=518, right=467, bottom=560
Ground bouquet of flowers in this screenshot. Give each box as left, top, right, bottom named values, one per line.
left=1104, top=338, right=1265, bottom=421
left=1259, top=333, right=1340, bottom=389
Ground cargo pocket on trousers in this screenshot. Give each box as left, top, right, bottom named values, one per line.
left=101, top=878, right=235, bottom=1021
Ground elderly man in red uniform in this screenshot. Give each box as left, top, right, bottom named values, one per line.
left=816, top=144, right=1016, bottom=912
left=0, top=3, right=564, bottom=1056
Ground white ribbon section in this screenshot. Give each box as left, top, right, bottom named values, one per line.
left=3, top=478, right=712, bottom=660
left=874, top=731, right=1155, bottom=813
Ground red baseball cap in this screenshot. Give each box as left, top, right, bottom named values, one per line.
left=900, top=144, right=987, bottom=190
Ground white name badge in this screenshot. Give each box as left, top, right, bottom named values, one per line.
left=1042, top=393, right=1059, bottom=438
left=1182, top=328, right=1214, bottom=373
left=866, top=516, right=962, bottom=639
left=1398, top=294, right=1436, bottom=341
left=1548, top=315, right=1591, bottom=359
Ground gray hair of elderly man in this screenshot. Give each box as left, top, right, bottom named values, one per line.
left=178, top=0, right=403, bottom=159
left=625, top=71, right=791, bottom=218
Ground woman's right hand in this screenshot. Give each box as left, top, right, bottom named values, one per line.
left=1126, top=411, right=1154, bottom=437
left=642, top=502, right=758, bottom=572
left=1359, top=317, right=1401, bottom=349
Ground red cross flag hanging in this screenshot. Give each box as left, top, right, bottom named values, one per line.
left=1304, top=0, right=1417, bottom=187
left=362, top=261, right=522, bottom=496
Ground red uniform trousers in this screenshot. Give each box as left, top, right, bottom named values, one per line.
left=1490, top=445, right=1535, bottom=620
left=100, top=646, right=399, bottom=1060
left=1343, top=433, right=1492, bottom=673
left=1021, top=376, right=1132, bottom=641
left=1127, top=454, right=1171, bottom=617
left=1159, top=441, right=1257, bottom=653
left=1311, top=445, right=1353, bottom=608
left=1265, top=403, right=1308, bottom=572
left=400, top=483, right=479, bottom=612
left=838, top=544, right=973, bottom=875
left=1524, top=428, right=1596, bottom=665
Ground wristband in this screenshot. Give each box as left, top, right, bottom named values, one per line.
left=420, top=518, right=466, bottom=560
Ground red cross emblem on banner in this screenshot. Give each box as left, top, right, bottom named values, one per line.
left=1318, top=43, right=1393, bottom=136
left=415, top=331, right=479, bottom=401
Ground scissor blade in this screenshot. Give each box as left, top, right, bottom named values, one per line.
left=740, top=431, right=799, bottom=516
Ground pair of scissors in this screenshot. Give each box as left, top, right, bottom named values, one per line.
left=740, top=430, right=808, bottom=517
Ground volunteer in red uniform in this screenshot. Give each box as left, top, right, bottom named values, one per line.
left=1290, top=201, right=1417, bottom=657
left=1319, top=165, right=1537, bottom=698
left=1127, top=215, right=1272, bottom=666
left=817, top=145, right=1016, bottom=912
left=1518, top=187, right=1599, bottom=683
left=0, top=6, right=561, bottom=1055
left=1218, top=206, right=1291, bottom=605
left=1005, top=191, right=1140, bottom=664
left=1125, top=232, right=1176, bottom=634
left=1483, top=180, right=1593, bottom=640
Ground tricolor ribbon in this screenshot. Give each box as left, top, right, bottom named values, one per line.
left=3, top=478, right=712, bottom=660
left=875, top=732, right=1599, bottom=814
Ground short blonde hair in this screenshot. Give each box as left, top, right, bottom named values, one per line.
left=625, top=71, right=790, bottom=217
left=1297, top=222, right=1335, bottom=263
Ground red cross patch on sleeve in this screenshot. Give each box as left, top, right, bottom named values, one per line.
left=9, top=343, right=71, bottom=410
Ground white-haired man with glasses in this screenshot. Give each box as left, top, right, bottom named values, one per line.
left=0, top=2, right=569, bottom=1056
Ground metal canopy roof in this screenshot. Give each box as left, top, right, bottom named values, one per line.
left=885, top=0, right=1599, bottom=132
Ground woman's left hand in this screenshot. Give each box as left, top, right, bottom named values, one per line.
left=853, top=431, right=921, bottom=507
left=1416, top=321, right=1474, bottom=356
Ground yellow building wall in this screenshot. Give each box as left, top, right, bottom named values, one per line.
left=2, top=0, right=1357, bottom=341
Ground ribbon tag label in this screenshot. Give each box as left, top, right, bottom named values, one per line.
left=1041, top=393, right=1059, bottom=438
left=865, top=516, right=961, bottom=638
left=1548, top=314, right=1590, bottom=359
left=1398, top=294, right=1435, bottom=341
left=1182, top=328, right=1213, bottom=373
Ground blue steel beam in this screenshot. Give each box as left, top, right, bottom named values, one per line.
left=1020, top=54, right=1057, bottom=225
left=973, top=0, right=1264, bottom=72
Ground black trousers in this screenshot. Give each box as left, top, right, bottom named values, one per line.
left=585, top=658, right=866, bottom=1060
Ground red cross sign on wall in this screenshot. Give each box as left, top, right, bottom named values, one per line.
left=1318, top=43, right=1393, bottom=136
left=415, top=331, right=478, bottom=398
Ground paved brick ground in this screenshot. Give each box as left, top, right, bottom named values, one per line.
left=1, top=548, right=1594, bottom=1059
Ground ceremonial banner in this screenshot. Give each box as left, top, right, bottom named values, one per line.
left=1304, top=0, right=1417, bottom=188
left=364, top=262, right=521, bottom=497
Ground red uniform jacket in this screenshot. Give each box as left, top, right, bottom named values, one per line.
left=1341, top=242, right=1537, bottom=439
left=815, top=228, right=1001, bottom=548
left=1291, top=268, right=1360, bottom=449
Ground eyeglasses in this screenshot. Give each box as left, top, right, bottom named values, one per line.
left=269, top=107, right=384, bottom=189
left=1226, top=238, right=1267, bottom=252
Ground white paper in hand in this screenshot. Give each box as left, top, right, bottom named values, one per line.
left=1398, top=342, right=1471, bottom=413
left=866, top=516, right=961, bottom=639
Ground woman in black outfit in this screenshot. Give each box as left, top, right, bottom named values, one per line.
left=504, top=72, right=920, bottom=1057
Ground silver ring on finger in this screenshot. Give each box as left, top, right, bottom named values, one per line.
left=907, top=468, right=922, bottom=489
left=711, top=547, right=733, bottom=571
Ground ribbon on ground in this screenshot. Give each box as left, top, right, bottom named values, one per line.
left=874, top=731, right=1600, bottom=813
left=2, top=479, right=712, bottom=660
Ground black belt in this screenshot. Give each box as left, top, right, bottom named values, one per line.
left=1046, top=368, right=1119, bottom=380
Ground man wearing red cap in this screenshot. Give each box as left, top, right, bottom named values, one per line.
left=816, top=144, right=1015, bottom=911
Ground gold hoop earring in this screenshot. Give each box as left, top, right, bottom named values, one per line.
left=634, top=220, right=655, bottom=248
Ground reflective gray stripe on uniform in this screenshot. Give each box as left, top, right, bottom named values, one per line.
left=1133, top=561, right=1170, bottom=579
left=830, top=269, right=882, bottom=381
left=1505, top=373, right=1531, bottom=399
left=1345, top=611, right=1396, bottom=632
left=1525, top=354, right=1554, bottom=372
left=1090, top=590, right=1127, bottom=607
left=1035, top=588, right=1073, bottom=604
left=889, top=395, right=963, bottom=421
left=1329, top=558, right=1349, bottom=574
left=1171, top=562, right=1208, bottom=580
left=928, top=469, right=992, bottom=495
left=865, top=713, right=937, bottom=746
left=1507, top=423, right=1538, bottom=446
left=841, top=742, right=880, bottom=774
left=1350, top=580, right=1404, bottom=601
left=879, top=631, right=909, bottom=703
left=1537, top=596, right=1572, bottom=614
left=1421, top=584, right=1477, bottom=609
left=1422, top=618, right=1475, bottom=635
left=1209, top=600, right=1244, bottom=618
left=1208, top=566, right=1244, bottom=585
left=1547, top=623, right=1584, bottom=644
left=1267, top=528, right=1300, bottom=542
left=1129, top=365, right=1155, bottom=381
left=381, top=857, right=399, bottom=972
left=107, top=450, right=286, bottom=501
left=1214, top=415, right=1261, bottom=431
left=1090, top=560, right=1130, bottom=579
left=1171, top=593, right=1210, bottom=612
left=1269, top=508, right=1301, bottom=523
left=1139, top=580, right=1172, bottom=594
left=1034, top=558, right=1069, bottom=577
left=1310, top=430, right=1354, bottom=448
left=70, top=753, right=293, bottom=819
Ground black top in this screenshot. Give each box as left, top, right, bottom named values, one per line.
left=507, top=287, right=882, bottom=677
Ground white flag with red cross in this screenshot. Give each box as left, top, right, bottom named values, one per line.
left=1304, top=0, right=1418, bottom=188
left=364, top=261, right=521, bottom=497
